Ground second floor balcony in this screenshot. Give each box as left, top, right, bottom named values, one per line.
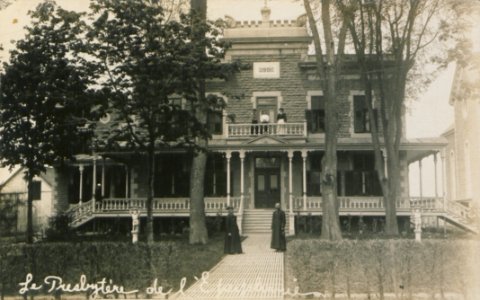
left=226, top=122, right=306, bottom=138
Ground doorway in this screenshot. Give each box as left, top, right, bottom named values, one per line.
left=256, top=97, right=278, bottom=123
left=254, top=156, right=281, bottom=208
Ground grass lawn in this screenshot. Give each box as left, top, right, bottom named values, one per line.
left=285, top=236, right=480, bottom=300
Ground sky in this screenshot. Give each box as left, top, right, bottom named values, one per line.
left=0, top=0, right=472, bottom=196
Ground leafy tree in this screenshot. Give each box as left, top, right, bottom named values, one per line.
left=86, top=0, right=236, bottom=244
left=338, top=0, right=469, bottom=235
left=0, top=2, right=94, bottom=243
left=303, top=0, right=346, bottom=240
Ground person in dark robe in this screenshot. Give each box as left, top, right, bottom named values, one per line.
left=271, top=203, right=286, bottom=252
left=224, top=206, right=243, bottom=254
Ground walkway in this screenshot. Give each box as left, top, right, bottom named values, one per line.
left=175, top=234, right=284, bottom=299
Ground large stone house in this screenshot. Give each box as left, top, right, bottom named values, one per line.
left=55, top=6, right=475, bottom=236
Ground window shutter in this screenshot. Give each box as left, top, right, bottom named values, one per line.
left=353, top=96, right=365, bottom=133
left=305, top=109, right=312, bottom=132
left=31, top=181, right=41, bottom=200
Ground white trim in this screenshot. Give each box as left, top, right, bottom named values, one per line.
left=253, top=62, right=280, bottom=79
left=464, top=140, right=472, bottom=198
left=250, top=91, right=283, bottom=109
left=450, top=150, right=456, bottom=199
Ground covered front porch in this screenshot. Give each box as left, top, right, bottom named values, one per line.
left=66, top=135, right=477, bottom=234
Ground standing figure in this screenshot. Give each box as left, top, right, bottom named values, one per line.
left=271, top=203, right=286, bottom=252
left=224, top=206, right=243, bottom=254
left=260, top=110, right=270, bottom=134
left=276, top=108, right=287, bottom=134
left=131, top=209, right=140, bottom=244
left=251, top=109, right=259, bottom=135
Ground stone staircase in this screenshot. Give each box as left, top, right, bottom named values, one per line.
left=242, top=209, right=289, bottom=234
left=242, top=209, right=273, bottom=234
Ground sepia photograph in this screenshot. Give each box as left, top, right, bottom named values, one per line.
left=0, top=0, right=479, bottom=299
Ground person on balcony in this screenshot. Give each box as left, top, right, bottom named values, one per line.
left=250, top=109, right=258, bottom=135
left=276, top=108, right=287, bottom=134
left=271, top=203, right=286, bottom=252
left=260, top=110, right=270, bottom=134
left=224, top=206, right=243, bottom=254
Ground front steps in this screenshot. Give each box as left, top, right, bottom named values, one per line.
left=242, top=209, right=289, bottom=234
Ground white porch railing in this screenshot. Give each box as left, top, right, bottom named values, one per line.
left=94, top=197, right=240, bottom=212
left=410, top=197, right=443, bottom=210
left=227, top=123, right=306, bottom=137
left=69, top=196, right=240, bottom=227
left=69, top=200, right=95, bottom=227
left=446, top=200, right=472, bottom=223
left=293, top=196, right=435, bottom=211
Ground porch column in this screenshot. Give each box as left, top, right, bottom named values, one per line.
left=441, top=149, right=447, bottom=236
left=301, top=150, right=307, bottom=211
left=434, top=153, right=438, bottom=198
left=79, top=165, right=84, bottom=205
left=441, top=149, right=447, bottom=212
left=92, top=156, right=97, bottom=211
left=92, top=155, right=97, bottom=196
left=125, top=165, right=129, bottom=198
left=419, top=159, right=423, bottom=200
left=238, top=150, right=245, bottom=235
left=239, top=150, right=245, bottom=208
left=101, top=158, right=106, bottom=197
left=226, top=151, right=232, bottom=206
left=288, top=150, right=295, bottom=235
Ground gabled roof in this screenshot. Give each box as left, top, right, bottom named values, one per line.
left=0, top=166, right=54, bottom=192
left=246, top=135, right=288, bottom=145
left=0, top=166, right=22, bottom=189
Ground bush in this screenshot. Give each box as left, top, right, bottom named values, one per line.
left=286, top=239, right=480, bottom=299
left=0, top=237, right=225, bottom=299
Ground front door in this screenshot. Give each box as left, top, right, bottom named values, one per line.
left=255, top=157, right=281, bottom=208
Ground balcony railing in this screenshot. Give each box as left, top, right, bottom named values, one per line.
left=227, top=122, right=306, bottom=137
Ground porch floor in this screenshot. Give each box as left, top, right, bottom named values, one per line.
left=174, top=234, right=284, bottom=299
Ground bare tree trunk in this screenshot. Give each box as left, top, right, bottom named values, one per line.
left=304, top=0, right=342, bottom=240
left=146, top=146, right=155, bottom=243
left=189, top=142, right=208, bottom=244
left=189, top=0, right=209, bottom=244
left=26, top=173, right=34, bottom=244
left=340, top=1, right=401, bottom=235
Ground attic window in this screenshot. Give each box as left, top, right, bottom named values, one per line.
left=31, top=181, right=41, bottom=200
